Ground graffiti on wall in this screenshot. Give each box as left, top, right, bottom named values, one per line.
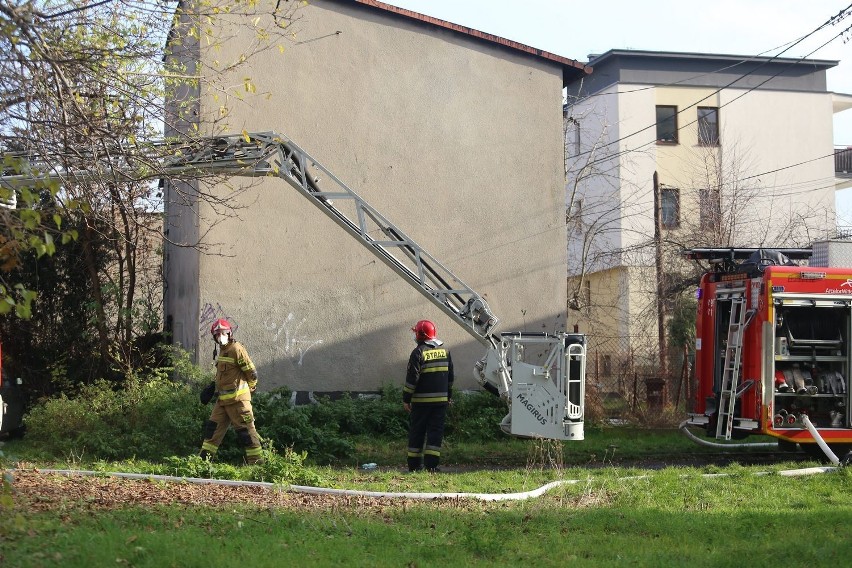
left=264, top=312, right=324, bottom=366
left=199, top=302, right=238, bottom=336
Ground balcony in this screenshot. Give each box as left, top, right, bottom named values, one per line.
left=838, top=147, right=852, bottom=177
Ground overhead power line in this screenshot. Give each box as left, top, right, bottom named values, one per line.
left=567, top=3, right=852, bottom=175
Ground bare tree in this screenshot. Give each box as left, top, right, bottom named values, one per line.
left=564, top=92, right=836, bottom=414
left=0, top=0, right=301, bottom=381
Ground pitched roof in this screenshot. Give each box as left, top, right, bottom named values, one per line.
left=346, top=0, right=592, bottom=84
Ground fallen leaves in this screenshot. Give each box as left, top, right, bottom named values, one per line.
left=7, top=470, right=475, bottom=514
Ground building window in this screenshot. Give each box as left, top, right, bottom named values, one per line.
left=697, top=107, right=719, bottom=145
left=656, top=105, right=678, bottom=143
left=661, top=187, right=680, bottom=228
left=565, top=117, right=581, bottom=156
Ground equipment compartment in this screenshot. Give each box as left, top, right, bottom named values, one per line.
left=773, top=302, right=849, bottom=429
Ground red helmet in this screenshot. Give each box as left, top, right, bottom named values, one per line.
left=210, top=318, right=232, bottom=337
left=412, top=320, right=437, bottom=341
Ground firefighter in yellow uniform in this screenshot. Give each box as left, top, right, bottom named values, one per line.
left=200, top=319, right=263, bottom=464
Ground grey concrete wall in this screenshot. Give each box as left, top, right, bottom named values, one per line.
left=170, top=0, right=569, bottom=391
left=163, top=8, right=202, bottom=358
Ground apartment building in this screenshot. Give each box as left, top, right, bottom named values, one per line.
left=564, top=49, right=852, bottom=381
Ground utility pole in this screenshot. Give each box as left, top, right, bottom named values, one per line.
left=653, top=172, right=668, bottom=384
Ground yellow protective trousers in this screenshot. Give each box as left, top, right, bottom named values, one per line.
left=200, top=399, right=262, bottom=464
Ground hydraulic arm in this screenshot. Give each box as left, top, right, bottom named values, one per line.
left=1, top=131, right=586, bottom=440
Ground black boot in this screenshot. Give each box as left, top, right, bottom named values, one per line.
left=407, top=457, right=423, bottom=472
left=424, top=455, right=440, bottom=472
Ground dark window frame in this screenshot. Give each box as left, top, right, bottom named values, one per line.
left=697, top=107, right=719, bottom=146
left=656, top=105, right=678, bottom=144
left=661, top=187, right=680, bottom=229
left=602, top=354, right=612, bottom=376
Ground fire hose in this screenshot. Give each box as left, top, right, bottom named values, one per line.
left=11, top=463, right=839, bottom=502
left=680, top=417, right=843, bottom=466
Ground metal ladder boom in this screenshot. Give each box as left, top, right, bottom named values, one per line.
left=716, top=296, right=747, bottom=440
left=0, top=132, right=500, bottom=346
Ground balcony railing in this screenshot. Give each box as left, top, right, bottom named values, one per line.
left=837, top=147, right=852, bottom=175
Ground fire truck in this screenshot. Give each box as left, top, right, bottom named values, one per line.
left=0, top=132, right=586, bottom=441
left=684, top=245, right=852, bottom=460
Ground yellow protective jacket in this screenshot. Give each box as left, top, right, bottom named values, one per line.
left=214, top=340, right=258, bottom=405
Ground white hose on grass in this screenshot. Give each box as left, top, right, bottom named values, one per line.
left=680, top=417, right=846, bottom=467
left=15, top=463, right=840, bottom=502
left=679, top=420, right=777, bottom=449
left=21, top=469, right=583, bottom=501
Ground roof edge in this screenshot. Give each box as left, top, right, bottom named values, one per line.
left=588, top=48, right=838, bottom=69
left=348, top=0, right=592, bottom=79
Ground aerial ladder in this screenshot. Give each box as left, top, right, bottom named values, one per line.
left=0, top=131, right=586, bottom=440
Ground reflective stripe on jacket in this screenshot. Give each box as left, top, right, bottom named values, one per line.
left=215, top=341, right=258, bottom=405
left=403, top=341, right=454, bottom=405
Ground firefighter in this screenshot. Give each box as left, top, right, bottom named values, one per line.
left=403, top=319, right=454, bottom=472
left=199, top=319, right=263, bottom=464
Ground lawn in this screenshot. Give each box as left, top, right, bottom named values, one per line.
left=3, top=428, right=851, bottom=567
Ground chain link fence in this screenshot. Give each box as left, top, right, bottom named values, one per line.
left=583, top=336, right=695, bottom=426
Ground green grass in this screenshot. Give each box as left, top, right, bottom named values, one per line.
left=3, top=428, right=846, bottom=566
left=348, top=425, right=780, bottom=469
left=3, top=466, right=852, bottom=567
left=2, top=424, right=778, bottom=472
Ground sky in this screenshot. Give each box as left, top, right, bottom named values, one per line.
left=382, top=0, right=852, bottom=219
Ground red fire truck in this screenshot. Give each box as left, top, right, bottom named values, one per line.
left=684, top=244, right=852, bottom=460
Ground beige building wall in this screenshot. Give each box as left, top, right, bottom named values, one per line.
left=165, top=0, right=571, bottom=392
left=566, top=73, right=838, bottom=361
left=652, top=86, right=835, bottom=245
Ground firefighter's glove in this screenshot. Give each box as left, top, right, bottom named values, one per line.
left=200, top=381, right=216, bottom=405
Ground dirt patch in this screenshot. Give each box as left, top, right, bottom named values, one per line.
left=7, top=470, right=426, bottom=512
left=6, top=470, right=509, bottom=513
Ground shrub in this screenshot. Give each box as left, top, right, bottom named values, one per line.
left=445, top=390, right=507, bottom=441
left=22, top=346, right=515, bottom=466
left=24, top=377, right=209, bottom=461
left=252, top=388, right=357, bottom=465
left=97, top=443, right=327, bottom=486
left=24, top=346, right=213, bottom=461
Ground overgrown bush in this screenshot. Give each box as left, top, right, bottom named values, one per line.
left=23, top=347, right=212, bottom=461
left=22, top=348, right=513, bottom=465
left=251, top=389, right=356, bottom=465
left=24, top=376, right=210, bottom=461
left=445, top=390, right=507, bottom=441
left=253, top=386, right=509, bottom=461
